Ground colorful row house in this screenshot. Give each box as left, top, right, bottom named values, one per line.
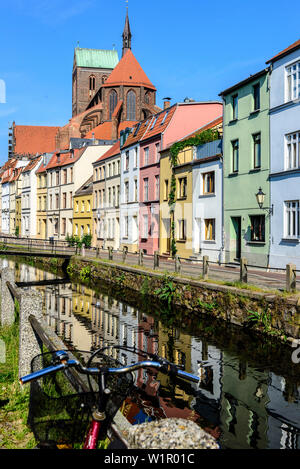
left=219, top=67, right=270, bottom=266
left=73, top=176, right=93, bottom=238
left=92, top=140, right=121, bottom=250
left=268, top=40, right=300, bottom=268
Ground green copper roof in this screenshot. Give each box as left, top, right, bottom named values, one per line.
left=75, top=48, right=119, bottom=69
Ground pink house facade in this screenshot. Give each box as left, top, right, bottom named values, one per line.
left=138, top=101, right=223, bottom=255
left=139, top=136, right=161, bottom=254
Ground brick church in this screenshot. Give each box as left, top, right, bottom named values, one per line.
left=56, top=11, right=161, bottom=150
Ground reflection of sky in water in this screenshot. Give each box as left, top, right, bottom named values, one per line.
left=5, top=258, right=300, bottom=449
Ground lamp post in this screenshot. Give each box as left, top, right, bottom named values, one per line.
left=255, top=187, right=273, bottom=215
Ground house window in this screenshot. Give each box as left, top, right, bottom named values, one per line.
left=127, top=90, right=136, bottom=121
left=250, top=215, right=265, bottom=242
left=155, top=175, right=160, bottom=200
left=178, top=177, right=187, bottom=198
left=286, top=61, right=300, bottom=101
left=232, top=94, right=238, bottom=120
left=232, top=140, right=239, bottom=172
left=124, top=181, right=129, bottom=203
left=109, top=90, right=118, bottom=119
left=286, top=132, right=300, bottom=169
left=125, top=151, right=129, bottom=171
left=54, top=219, right=58, bottom=235
left=253, top=83, right=260, bottom=111
left=75, top=200, right=79, bottom=212
left=285, top=201, right=300, bottom=238
left=134, top=179, right=138, bottom=202
left=134, top=148, right=138, bottom=168
left=143, top=214, right=148, bottom=239
left=81, top=200, right=85, bottom=212
left=178, top=219, right=186, bottom=241
left=253, top=133, right=261, bottom=169
left=144, top=147, right=149, bottom=166
left=155, top=143, right=160, bottom=162
left=63, top=192, right=67, bottom=209
left=143, top=178, right=149, bottom=202
left=70, top=167, right=73, bottom=183
left=56, top=171, right=59, bottom=186
left=62, top=218, right=66, bottom=236
left=55, top=194, right=59, bottom=209
left=124, top=216, right=129, bottom=238
left=203, top=172, right=215, bottom=194
left=69, top=192, right=72, bottom=208
left=164, top=179, right=169, bottom=201
left=205, top=219, right=215, bottom=241
left=63, top=169, right=67, bottom=184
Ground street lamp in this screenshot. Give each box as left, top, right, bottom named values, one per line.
left=255, top=187, right=273, bottom=215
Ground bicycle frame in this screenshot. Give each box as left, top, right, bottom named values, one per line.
left=20, top=348, right=200, bottom=450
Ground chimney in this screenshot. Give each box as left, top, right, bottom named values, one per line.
left=163, top=97, right=171, bottom=110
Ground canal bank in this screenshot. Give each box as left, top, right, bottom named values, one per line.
left=64, top=255, right=300, bottom=346
left=1, top=255, right=300, bottom=449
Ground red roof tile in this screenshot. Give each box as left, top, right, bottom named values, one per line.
left=44, top=148, right=84, bottom=171
left=13, top=125, right=60, bottom=156
left=139, top=105, right=177, bottom=142
left=102, top=49, right=156, bottom=90
left=85, top=120, right=137, bottom=140
left=266, top=39, right=300, bottom=63
left=95, top=140, right=121, bottom=163
left=23, top=156, right=42, bottom=172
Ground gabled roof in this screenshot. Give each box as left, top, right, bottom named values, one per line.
left=219, top=68, right=268, bottom=96
left=10, top=167, right=23, bottom=183
left=13, top=125, right=60, bottom=156
left=75, top=176, right=93, bottom=197
left=266, top=39, right=300, bottom=64
left=140, top=105, right=177, bottom=143
left=44, top=148, right=85, bottom=171
left=23, top=156, right=42, bottom=173
left=85, top=120, right=137, bottom=140
left=121, top=117, right=152, bottom=149
left=1, top=159, right=18, bottom=183
left=75, top=48, right=119, bottom=69
left=102, top=49, right=156, bottom=90
left=95, top=140, right=120, bottom=163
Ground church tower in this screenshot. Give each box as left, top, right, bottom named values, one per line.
left=122, top=8, right=132, bottom=57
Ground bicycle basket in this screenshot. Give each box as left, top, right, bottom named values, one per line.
left=27, top=350, right=134, bottom=449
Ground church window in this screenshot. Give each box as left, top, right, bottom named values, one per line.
left=127, top=90, right=136, bottom=121
left=109, top=90, right=118, bottom=119
left=89, top=76, right=96, bottom=91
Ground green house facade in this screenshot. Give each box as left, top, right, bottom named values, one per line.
left=220, top=68, right=270, bottom=266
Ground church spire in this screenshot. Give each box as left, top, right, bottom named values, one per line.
left=122, top=4, right=132, bottom=57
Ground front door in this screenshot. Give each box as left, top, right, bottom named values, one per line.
left=232, top=217, right=241, bottom=260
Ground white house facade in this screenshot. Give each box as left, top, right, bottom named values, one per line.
left=120, top=142, right=140, bottom=252
left=268, top=41, right=300, bottom=268
left=192, top=139, right=224, bottom=263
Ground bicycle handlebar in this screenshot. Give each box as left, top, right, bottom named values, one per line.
left=20, top=351, right=200, bottom=385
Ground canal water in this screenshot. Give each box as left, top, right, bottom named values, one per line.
left=3, top=257, right=300, bottom=449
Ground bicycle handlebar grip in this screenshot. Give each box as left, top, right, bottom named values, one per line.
left=20, top=363, right=66, bottom=385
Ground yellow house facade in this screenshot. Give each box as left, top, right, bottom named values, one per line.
left=73, top=176, right=93, bottom=239
left=15, top=195, right=21, bottom=236
left=36, top=170, right=48, bottom=239
left=159, top=146, right=194, bottom=258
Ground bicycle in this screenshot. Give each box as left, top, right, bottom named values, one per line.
left=20, top=345, right=201, bottom=450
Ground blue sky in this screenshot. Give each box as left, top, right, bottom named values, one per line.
left=0, top=0, right=299, bottom=165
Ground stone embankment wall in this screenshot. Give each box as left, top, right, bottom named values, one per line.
left=67, top=256, right=300, bottom=345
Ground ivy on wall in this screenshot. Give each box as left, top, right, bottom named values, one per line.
left=168, top=128, right=220, bottom=257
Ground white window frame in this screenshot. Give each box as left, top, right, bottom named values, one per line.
left=286, top=60, right=300, bottom=102
left=285, top=200, right=300, bottom=238
left=143, top=214, right=148, bottom=239
left=285, top=131, right=300, bottom=170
